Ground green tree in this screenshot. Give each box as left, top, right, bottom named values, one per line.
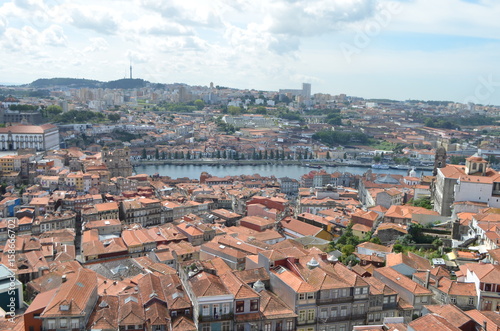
left=194, top=99, right=205, bottom=110
left=223, top=150, right=227, bottom=159
left=326, top=151, right=331, bottom=159
left=270, top=150, right=274, bottom=159
left=254, top=106, right=267, bottom=114
left=228, top=106, right=241, bottom=115
left=216, top=150, right=221, bottom=159
left=108, top=113, right=121, bottom=122
left=186, top=150, right=191, bottom=159
left=46, top=105, right=63, bottom=117
left=312, top=130, right=369, bottom=146
left=362, top=231, right=374, bottom=243
left=411, top=197, right=432, bottom=209
left=373, top=155, right=382, bottom=163
left=393, top=243, right=404, bottom=253
left=341, top=244, right=355, bottom=256
left=326, top=113, right=342, bottom=126
left=264, top=150, right=268, bottom=159
left=432, top=238, right=443, bottom=250
left=155, top=148, right=160, bottom=160
left=142, top=148, right=147, bottom=159
left=342, top=254, right=358, bottom=266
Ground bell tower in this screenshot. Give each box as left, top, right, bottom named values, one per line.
left=433, top=147, right=447, bottom=176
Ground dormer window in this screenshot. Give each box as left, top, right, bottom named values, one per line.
left=250, top=299, right=259, bottom=311
left=60, top=303, right=70, bottom=311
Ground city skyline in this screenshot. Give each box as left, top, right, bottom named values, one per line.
left=1, top=0, right=500, bottom=104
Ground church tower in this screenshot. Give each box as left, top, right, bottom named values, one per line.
left=433, top=147, right=447, bottom=176
left=102, top=147, right=132, bottom=178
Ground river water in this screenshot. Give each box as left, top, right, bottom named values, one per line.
left=134, top=163, right=432, bottom=180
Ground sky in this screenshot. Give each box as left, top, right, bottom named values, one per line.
left=1, top=0, right=500, bottom=105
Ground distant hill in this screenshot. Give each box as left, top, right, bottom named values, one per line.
left=30, top=78, right=101, bottom=88
left=104, top=78, right=147, bottom=89
left=29, top=77, right=148, bottom=89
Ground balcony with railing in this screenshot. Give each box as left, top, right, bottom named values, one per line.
left=317, top=312, right=367, bottom=323
left=297, top=318, right=316, bottom=326
left=317, top=296, right=354, bottom=305
left=198, top=313, right=234, bottom=323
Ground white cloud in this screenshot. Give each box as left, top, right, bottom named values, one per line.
left=2, top=24, right=67, bottom=53
left=126, top=49, right=150, bottom=64
left=0, top=15, right=6, bottom=34
left=1, top=0, right=500, bottom=103
left=157, top=36, right=209, bottom=52
left=384, top=0, right=500, bottom=40
left=13, top=0, right=43, bottom=10
left=137, top=0, right=223, bottom=28
left=224, top=23, right=300, bottom=56
left=41, top=24, right=66, bottom=46
left=2, top=26, right=40, bottom=53
left=67, top=5, right=120, bottom=35
left=83, top=37, right=108, bottom=53
left=122, top=15, right=193, bottom=36
left=267, top=0, right=377, bottom=37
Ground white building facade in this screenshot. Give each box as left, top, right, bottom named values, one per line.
left=0, top=124, right=59, bottom=151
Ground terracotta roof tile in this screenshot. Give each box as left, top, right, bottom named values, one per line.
left=375, top=267, right=432, bottom=295
left=41, top=268, right=98, bottom=317
left=409, top=313, right=462, bottom=331
left=424, top=304, right=473, bottom=328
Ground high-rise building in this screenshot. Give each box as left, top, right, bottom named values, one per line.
left=302, top=83, right=311, bottom=99
left=279, top=83, right=312, bottom=100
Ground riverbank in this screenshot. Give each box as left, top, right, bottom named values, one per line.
left=133, top=162, right=434, bottom=180
left=131, top=159, right=434, bottom=171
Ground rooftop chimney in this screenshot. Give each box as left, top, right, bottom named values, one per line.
left=307, top=257, right=320, bottom=270
left=425, top=270, right=431, bottom=289
left=253, top=279, right=265, bottom=293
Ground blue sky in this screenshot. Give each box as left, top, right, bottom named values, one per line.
left=1, top=0, right=500, bottom=105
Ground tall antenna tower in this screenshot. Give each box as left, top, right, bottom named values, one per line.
left=129, top=61, right=132, bottom=79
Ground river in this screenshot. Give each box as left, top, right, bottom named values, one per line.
left=134, top=163, right=432, bottom=180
